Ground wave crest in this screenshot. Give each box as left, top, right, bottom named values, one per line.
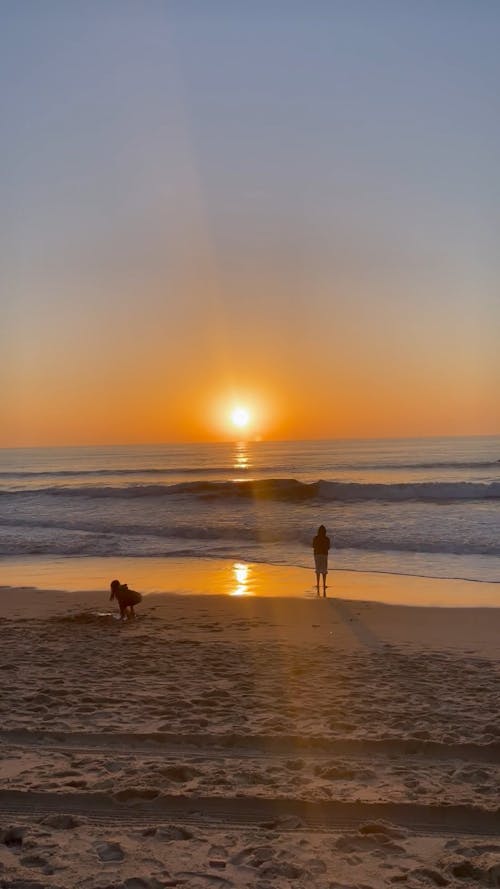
left=3, top=477, right=500, bottom=503
left=317, top=480, right=500, bottom=502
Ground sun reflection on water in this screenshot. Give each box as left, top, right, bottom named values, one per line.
left=230, top=561, right=253, bottom=596
left=233, top=441, right=250, bottom=471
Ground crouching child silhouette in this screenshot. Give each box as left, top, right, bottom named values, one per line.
left=110, top=579, right=142, bottom=620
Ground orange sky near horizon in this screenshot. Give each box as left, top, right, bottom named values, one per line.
left=2, top=335, right=498, bottom=447
left=2, top=213, right=497, bottom=446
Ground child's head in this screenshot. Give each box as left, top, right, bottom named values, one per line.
left=110, top=579, right=121, bottom=592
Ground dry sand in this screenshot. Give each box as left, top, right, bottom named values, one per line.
left=0, top=572, right=499, bottom=888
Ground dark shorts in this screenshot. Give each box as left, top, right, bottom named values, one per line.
left=314, top=553, right=328, bottom=574
left=118, top=590, right=142, bottom=607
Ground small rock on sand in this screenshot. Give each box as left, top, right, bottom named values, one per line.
left=96, top=841, right=125, bottom=862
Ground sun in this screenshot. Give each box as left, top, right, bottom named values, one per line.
left=209, top=393, right=268, bottom=439
left=231, top=406, right=250, bottom=429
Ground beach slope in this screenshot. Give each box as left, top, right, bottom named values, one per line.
left=1, top=584, right=499, bottom=887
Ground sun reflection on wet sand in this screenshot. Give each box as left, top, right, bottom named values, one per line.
left=230, top=561, right=254, bottom=596
left=1, top=555, right=496, bottom=607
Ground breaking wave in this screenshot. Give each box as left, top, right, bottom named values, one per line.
left=317, top=480, right=500, bottom=502
left=4, top=478, right=500, bottom=503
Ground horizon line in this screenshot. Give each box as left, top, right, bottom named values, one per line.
left=0, top=431, right=499, bottom=451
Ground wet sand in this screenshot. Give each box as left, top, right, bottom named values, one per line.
left=1, top=554, right=499, bottom=606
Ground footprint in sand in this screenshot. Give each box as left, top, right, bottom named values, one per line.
left=156, top=825, right=194, bottom=841
left=41, top=814, right=79, bottom=829
left=177, top=873, right=234, bottom=887
left=0, top=826, right=25, bottom=847
left=123, top=879, right=166, bottom=889
left=19, top=853, right=49, bottom=869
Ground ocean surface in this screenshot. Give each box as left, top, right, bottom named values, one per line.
left=0, top=436, right=499, bottom=586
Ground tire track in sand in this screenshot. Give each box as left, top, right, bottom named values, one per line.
left=0, top=788, right=499, bottom=836
left=1, top=729, right=499, bottom=763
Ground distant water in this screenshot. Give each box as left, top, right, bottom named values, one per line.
left=0, top=437, right=499, bottom=584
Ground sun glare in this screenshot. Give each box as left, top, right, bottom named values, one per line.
left=231, top=406, right=250, bottom=429
left=209, top=391, right=270, bottom=439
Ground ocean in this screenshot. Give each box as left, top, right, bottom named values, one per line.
left=0, top=436, right=499, bottom=589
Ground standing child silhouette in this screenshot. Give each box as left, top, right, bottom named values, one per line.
left=312, top=525, right=330, bottom=597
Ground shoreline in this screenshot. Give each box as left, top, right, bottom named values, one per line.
left=0, top=553, right=499, bottom=608
left=1, top=590, right=500, bottom=658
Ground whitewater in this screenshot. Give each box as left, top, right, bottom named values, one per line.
left=0, top=436, right=499, bottom=584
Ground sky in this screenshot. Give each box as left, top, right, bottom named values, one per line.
left=1, top=1, right=499, bottom=445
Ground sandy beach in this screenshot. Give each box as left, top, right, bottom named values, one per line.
left=1, top=565, right=499, bottom=888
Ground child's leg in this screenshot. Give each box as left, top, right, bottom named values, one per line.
left=315, top=572, right=320, bottom=594
left=322, top=573, right=327, bottom=596
left=119, top=604, right=127, bottom=620
left=129, top=606, right=136, bottom=618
